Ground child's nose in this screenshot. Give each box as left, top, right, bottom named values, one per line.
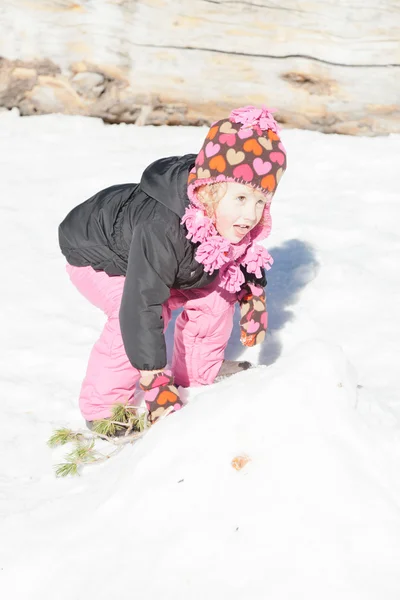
left=243, top=201, right=257, bottom=221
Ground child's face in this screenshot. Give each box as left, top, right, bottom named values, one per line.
left=215, top=182, right=268, bottom=243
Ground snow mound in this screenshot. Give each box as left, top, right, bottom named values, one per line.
left=4, top=341, right=400, bottom=600
left=2, top=113, right=400, bottom=599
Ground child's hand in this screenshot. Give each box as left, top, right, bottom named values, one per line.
left=139, top=370, right=183, bottom=423
left=238, top=283, right=268, bottom=347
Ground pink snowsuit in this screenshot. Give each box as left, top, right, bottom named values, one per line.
left=67, top=264, right=236, bottom=421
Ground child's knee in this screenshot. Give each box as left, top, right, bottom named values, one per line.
left=175, top=358, right=223, bottom=388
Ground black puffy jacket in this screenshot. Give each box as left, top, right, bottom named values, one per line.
left=59, top=154, right=265, bottom=370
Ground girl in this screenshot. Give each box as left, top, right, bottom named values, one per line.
left=58, top=105, right=287, bottom=428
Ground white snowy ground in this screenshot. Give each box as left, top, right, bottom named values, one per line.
left=1, top=108, right=400, bottom=599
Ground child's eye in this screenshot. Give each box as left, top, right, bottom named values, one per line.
left=236, top=196, right=246, bottom=202
left=257, top=199, right=266, bottom=206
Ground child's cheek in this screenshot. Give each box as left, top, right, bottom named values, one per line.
left=215, top=215, right=230, bottom=236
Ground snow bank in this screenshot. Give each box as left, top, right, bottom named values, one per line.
left=1, top=111, right=400, bottom=599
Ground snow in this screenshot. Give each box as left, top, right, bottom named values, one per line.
left=1, top=108, right=400, bottom=599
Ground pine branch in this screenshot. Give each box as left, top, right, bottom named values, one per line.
left=110, top=403, right=148, bottom=432
left=66, top=441, right=97, bottom=463
left=50, top=403, right=153, bottom=477
left=47, top=428, right=85, bottom=448
left=73, top=428, right=146, bottom=446
left=111, top=403, right=137, bottom=423
left=91, top=419, right=124, bottom=437
left=55, top=441, right=99, bottom=478
left=91, top=404, right=150, bottom=439
left=86, top=445, right=124, bottom=464
left=136, top=411, right=149, bottom=433
left=55, top=462, right=79, bottom=478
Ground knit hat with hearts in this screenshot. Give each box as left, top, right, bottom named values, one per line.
left=188, top=105, right=286, bottom=209
left=182, top=105, right=287, bottom=293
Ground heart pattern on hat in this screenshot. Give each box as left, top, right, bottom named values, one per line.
left=227, top=148, right=245, bottom=165
left=189, top=106, right=287, bottom=197
left=219, top=133, right=236, bottom=147
left=243, top=139, right=263, bottom=156
left=253, top=158, right=272, bottom=175
left=206, top=125, right=219, bottom=140
left=270, top=152, right=285, bottom=165
left=209, top=155, right=226, bottom=172
left=261, top=174, right=275, bottom=191
left=196, top=149, right=205, bottom=166
left=220, top=121, right=237, bottom=134
left=197, top=167, right=211, bottom=179
left=238, top=128, right=253, bottom=140
left=258, top=137, right=273, bottom=151
left=233, top=164, right=254, bottom=182
left=205, top=142, right=220, bottom=157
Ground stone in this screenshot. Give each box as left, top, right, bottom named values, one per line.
left=71, top=71, right=105, bottom=98
left=11, top=67, right=37, bottom=80
left=70, top=62, right=89, bottom=74
left=25, top=77, right=84, bottom=114
left=0, top=59, right=37, bottom=107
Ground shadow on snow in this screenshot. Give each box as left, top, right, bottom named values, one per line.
left=166, top=239, right=319, bottom=368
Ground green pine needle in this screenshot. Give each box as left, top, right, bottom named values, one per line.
left=111, top=403, right=131, bottom=423
left=111, top=402, right=141, bottom=424
left=136, top=411, right=148, bottom=432
left=55, top=461, right=79, bottom=478
left=47, top=428, right=84, bottom=448
left=92, top=419, right=124, bottom=437
left=67, top=441, right=97, bottom=463
left=50, top=405, right=150, bottom=478
left=90, top=404, right=149, bottom=438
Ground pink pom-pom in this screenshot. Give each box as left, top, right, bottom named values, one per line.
left=243, top=244, right=274, bottom=278
left=181, top=207, right=217, bottom=244
left=230, top=105, right=280, bottom=134
left=195, top=237, right=232, bottom=274
left=219, top=263, right=245, bottom=293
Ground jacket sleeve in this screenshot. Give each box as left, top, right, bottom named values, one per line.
left=119, top=220, right=180, bottom=371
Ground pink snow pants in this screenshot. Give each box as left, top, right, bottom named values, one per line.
left=66, top=264, right=237, bottom=420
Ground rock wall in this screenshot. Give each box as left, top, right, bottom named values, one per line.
left=1, top=0, right=399, bottom=134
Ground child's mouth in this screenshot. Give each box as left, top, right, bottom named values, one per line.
left=234, top=224, right=251, bottom=236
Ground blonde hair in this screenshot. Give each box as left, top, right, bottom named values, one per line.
left=196, top=183, right=227, bottom=219
left=195, top=182, right=270, bottom=225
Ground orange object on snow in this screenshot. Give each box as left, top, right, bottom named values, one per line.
left=231, top=455, right=251, bottom=470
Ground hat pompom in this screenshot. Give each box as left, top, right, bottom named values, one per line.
left=230, top=105, right=280, bottom=134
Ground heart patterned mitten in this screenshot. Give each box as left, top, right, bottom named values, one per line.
left=139, top=370, right=183, bottom=423
left=238, top=283, right=268, bottom=347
